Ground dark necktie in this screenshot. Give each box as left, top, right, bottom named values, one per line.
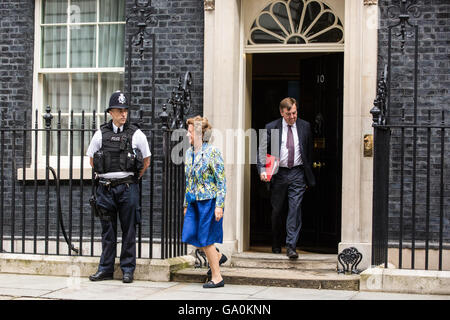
left=287, top=125, right=294, bottom=168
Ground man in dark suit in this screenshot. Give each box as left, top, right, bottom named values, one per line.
left=257, top=97, right=315, bottom=259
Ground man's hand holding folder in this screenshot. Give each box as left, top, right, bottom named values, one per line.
left=260, top=154, right=279, bottom=182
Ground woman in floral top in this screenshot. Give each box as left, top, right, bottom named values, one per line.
left=182, top=116, right=227, bottom=288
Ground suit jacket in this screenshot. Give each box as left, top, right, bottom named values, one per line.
left=183, top=142, right=227, bottom=208
left=257, top=118, right=316, bottom=187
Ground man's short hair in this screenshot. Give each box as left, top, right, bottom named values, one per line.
left=279, top=97, right=297, bottom=111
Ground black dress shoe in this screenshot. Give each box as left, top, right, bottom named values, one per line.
left=203, top=279, right=225, bottom=288
left=207, top=254, right=228, bottom=277
left=272, top=247, right=281, bottom=254
left=89, top=271, right=113, bottom=281
left=122, top=272, right=134, bottom=283
left=286, top=247, right=298, bottom=259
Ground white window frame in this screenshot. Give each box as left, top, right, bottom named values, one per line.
left=23, top=0, right=126, bottom=180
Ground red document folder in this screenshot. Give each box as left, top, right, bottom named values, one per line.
left=265, top=154, right=279, bottom=182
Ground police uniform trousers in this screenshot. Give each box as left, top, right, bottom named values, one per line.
left=96, top=182, right=140, bottom=274
left=270, top=166, right=306, bottom=249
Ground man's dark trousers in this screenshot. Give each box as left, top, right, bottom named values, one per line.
left=270, top=166, right=306, bottom=249
left=96, top=183, right=140, bottom=274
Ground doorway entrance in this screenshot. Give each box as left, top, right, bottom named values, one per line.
left=249, top=52, right=343, bottom=253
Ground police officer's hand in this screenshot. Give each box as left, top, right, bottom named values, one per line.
left=183, top=207, right=187, bottom=216
left=215, top=207, right=223, bottom=221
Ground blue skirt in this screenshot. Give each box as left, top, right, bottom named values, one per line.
left=182, top=198, right=223, bottom=248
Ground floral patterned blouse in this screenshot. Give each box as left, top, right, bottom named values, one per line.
left=183, top=142, right=226, bottom=208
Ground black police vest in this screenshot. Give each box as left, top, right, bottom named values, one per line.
left=93, top=121, right=142, bottom=174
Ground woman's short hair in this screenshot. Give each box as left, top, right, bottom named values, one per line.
left=186, top=115, right=212, bottom=142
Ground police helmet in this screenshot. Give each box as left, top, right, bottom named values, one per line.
left=107, top=90, right=129, bottom=112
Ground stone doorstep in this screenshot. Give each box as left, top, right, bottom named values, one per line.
left=172, top=267, right=360, bottom=291
left=230, top=252, right=338, bottom=270
left=0, top=253, right=195, bottom=282
left=360, top=267, right=450, bottom=295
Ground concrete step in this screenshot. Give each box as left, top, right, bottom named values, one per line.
left=172, top=266, right=360, bottom=291
left=230, top=251, right=338, bottom=270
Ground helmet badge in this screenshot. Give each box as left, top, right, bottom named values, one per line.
left=118, top=93, right=126, bottom=104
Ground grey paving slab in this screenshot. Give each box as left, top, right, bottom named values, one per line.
left=352, top=291, right=450, bottom=300
left=0, top=274, right=69, bottom=291
left=250, top=286, right=358, bottom=300
left=141, top=287, right=251, bottom=300
left=0, top=287, right=52, bottom=298
left=82, top=278, right=180, bottom=289
left=13, top=297, right=59, bottom=300
left=175, top=282, right=269, bottom=296
left=41, top=282, right=163, bottom=300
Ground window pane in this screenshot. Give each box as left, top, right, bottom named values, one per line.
left=99, top=0, right=125, bottom=22
left=273, top=2, right=291, bottom=34
left=42, top=117, right=69, bottom=156
left=71, top=0, right=97, bottom=23
left=307, top=12, right=336, bottom=38
left=99, top=24, right=125, bottom=67
left=70, top=25, right=96, bottom=67
left=100, top=73, right=124, bottom=113
left=42, top=0, right=67, bottom=24
left=258, top=13, right=285, bottom=39
left=251, top=29, right=283, bottom=44
left=43, top=74, right=69, bottom=113
left=289, top=0, right=304, bottom=33
left=72, top=73, right=98, bottom=113
left=301, top=1, right=321, bottom=34
left=73, top=115, right=94, bottom=156
left=310, top=28, right=343, bottom=43
left=41, top=26, right=67, bottom=68
left=287, top=36, right=305, bottom=44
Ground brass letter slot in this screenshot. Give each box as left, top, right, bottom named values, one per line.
left=314, top=138, right=325, bottom=149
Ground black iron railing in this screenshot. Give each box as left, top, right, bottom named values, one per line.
left=0, top=105, right=187, bottom=260
left=0, top=1, right=194, bottom=260
left=371, top=0, right=449, bottom=270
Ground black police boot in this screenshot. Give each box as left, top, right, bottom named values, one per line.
left=122, top=272, right=134, bottom=283
left=89, top=270, right=113, bottom=281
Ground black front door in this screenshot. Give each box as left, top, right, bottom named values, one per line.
left=250, top=52, right=343, bottom=253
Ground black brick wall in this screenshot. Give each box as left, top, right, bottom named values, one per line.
left=0, top=0, right=204, bottom=253
left=0, top=0, right=34, bottom=123
left=377, top=0, right=450, bottom=246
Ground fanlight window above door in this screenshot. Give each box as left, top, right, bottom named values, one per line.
left=248, top=0, right=344, bottom=45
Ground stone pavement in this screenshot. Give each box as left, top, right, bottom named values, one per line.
left=0, top=273, right=449, bottom=300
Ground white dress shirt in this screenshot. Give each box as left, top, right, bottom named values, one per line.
left=279, top=119, right=302, bottom=168
left=86, top=122, right=151, bottom=179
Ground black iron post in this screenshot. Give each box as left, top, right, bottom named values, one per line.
left=370, top=69, right=390, bottom=267
left=159, top=105, right=169, bottom=258
left=43, top=106, right=53, bottom=254
left=167, top=72, right=192, bottom=129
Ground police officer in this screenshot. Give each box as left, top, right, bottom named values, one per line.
left=86, top=90, right=151, bottom=283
